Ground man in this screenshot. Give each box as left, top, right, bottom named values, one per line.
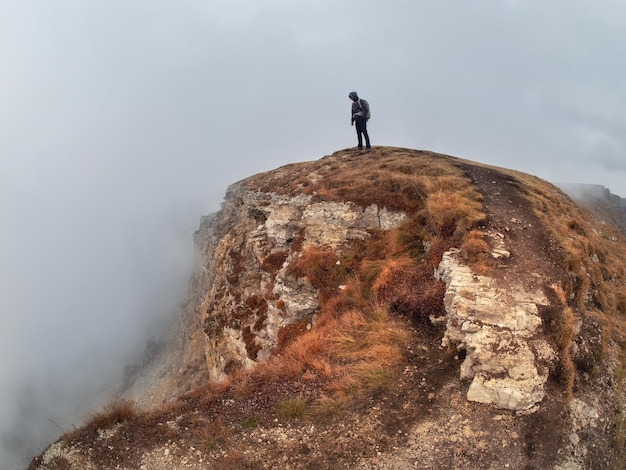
left=349, top=91, right=371, bottom=151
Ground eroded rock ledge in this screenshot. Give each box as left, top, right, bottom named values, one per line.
left=198, top=185, right=408, bottom=382
left=435, top=249, right=555, bottom=411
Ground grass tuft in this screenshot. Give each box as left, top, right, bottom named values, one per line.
left=460, top=230, right=496, bottom=274
left=241, top=415, right=259, bottom=429
left=193, top=418, right=232, bottom=452
left=83, top=400, right=137, bottom=433
left=277, top=396, right=308, bottom=420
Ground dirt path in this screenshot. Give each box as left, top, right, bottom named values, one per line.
left=453, top=161, right=571, bottom=467
left=454, top=161, right=565, bottom=288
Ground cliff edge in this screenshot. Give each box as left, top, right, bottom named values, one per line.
left=31, top=147, right=626, bottom=469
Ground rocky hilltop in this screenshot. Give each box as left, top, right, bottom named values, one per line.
left=31, top=148, right=626, bottom=469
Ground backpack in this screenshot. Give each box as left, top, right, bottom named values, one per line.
left=359, top=99, right=371, bottom=120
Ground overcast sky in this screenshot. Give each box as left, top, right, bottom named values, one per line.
left=2, top=0, right=626, bottom=467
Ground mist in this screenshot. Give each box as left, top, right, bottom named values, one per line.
left=2, top=1, right=626, bottom=467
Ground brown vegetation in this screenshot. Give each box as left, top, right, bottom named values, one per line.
left=82, top=399, right=137, bottom=434
left=460, top=230, right=496, bottom=274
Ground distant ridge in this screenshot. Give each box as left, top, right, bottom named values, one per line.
left=557, top=182, right=626, bottom=235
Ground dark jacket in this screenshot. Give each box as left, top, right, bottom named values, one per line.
left=351, top=99, right=370, bottom=123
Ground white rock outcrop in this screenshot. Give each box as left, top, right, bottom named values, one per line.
left=436, top=249, right=555, bottom=411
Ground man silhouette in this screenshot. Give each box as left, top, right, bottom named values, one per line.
left=349, top=91, right=371, bottom=151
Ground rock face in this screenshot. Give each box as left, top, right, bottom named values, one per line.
left=436, top=248, right=555, bottom=410
left=122, top=177, right=409, bottom=403
left=194, top=184, right=408, bottom=382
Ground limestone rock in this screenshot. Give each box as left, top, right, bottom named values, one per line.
left=436, top=249, right=555, bottom=411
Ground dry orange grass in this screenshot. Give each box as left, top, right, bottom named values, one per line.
left=286, top=246, right=346, bottom=301
left=83, top=400, right=137, bottom=432
left=460, top=230, right=495, bottom=274
left=324, top=277, right=370, bottom=313
left=372, top=256, right=422, bottom=314
left=425, top=189, right=485, bottom=238
left=327, top=309, right=406, bottom=364
left=543, top=285, right=576, bottom=399
left=245, top=148, right=482, bottom=220
left=372, top=257, right=417, bottom=291
left=192, top=417, right=231, bottom=452
left=258, top=323, right=332, bottom=381
left=257, top=305, right=408, bottom=410
left=319, top=308, right=407, bottom=405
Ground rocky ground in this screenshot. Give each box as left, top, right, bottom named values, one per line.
left=40, top=322, right=609, bottom=469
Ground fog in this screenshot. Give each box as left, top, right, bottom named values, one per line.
left=2, top=1, right=626, bottom=467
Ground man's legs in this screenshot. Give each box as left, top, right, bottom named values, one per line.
left=356, top=119, right=371, bottom=150
left=355, top=121, right=363, bottom=149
